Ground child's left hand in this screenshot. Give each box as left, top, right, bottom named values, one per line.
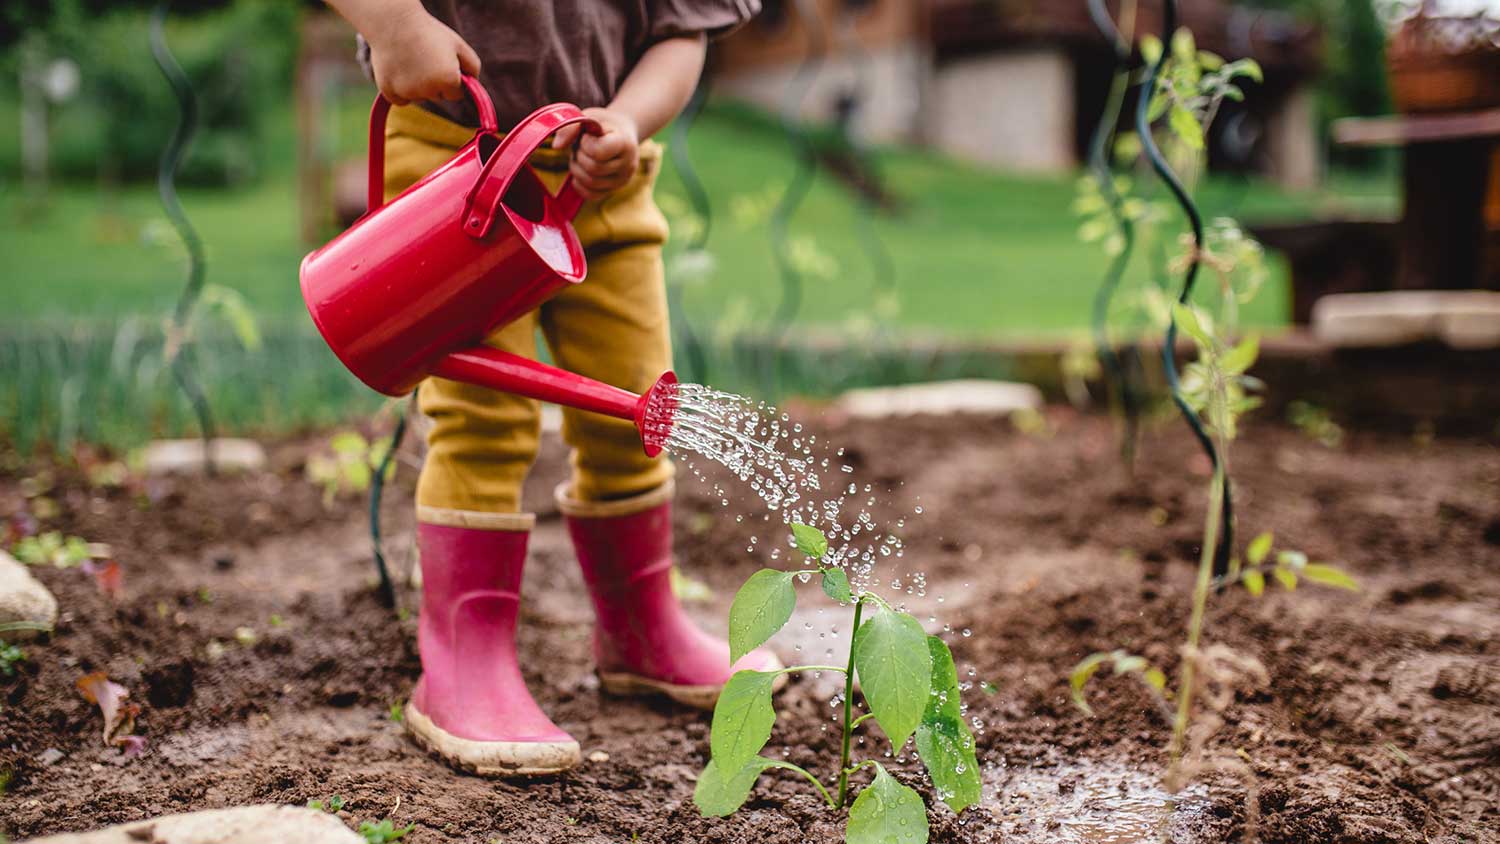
left=551, top=107, right=640, bottom=200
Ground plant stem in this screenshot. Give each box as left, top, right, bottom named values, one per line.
left=766, top=760, right=836, bottom=808
left=850, top=712, right=876, bottom=730
left=834, top=597, right=865, bottom=809
left=1169, top=462, right=1225, bottom=765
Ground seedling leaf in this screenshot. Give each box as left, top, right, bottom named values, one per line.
left=1243, top=569, right=1265, bottom=597
left=1172, top=303, right=1212, bottom=348
left=1302, top=563, right=1359, bottom=591
left=847, top=764, right=929, bottom=844
left=1221, top=334, right=1260, bottom=376
left=1069, top=653, right=1110, bottom=716
left=1273, top=568, right=1298, bottom=591
left=791, top=523, right=828, bottom=559
left=694, top=756, right=776, bottom=817
left=821, top=568, right=852, bottom=604
left=1169, top=106, right=1205, bottom=150
left=852, top=609, right=932, bottom=751
left=710, top=670, right=779, bottom=771
left=728, top=569, right=797, bottom=663
left=1246, top=532, right=1273, bottom=566
left=914, top=636, right=981, bottom=813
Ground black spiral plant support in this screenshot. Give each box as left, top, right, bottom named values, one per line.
left=1137, top=0, right=1234, bottom=576
left=1086, top=0, right=1143, bottom=468
left=666, top=76, right=713, bottom=385
left=367, top=394, right=410, bottom=609
left=829, top=10, right=897, bottom=336
left=150, top=2, right=217, bottom=473
left=758, top=0, right=828, bottom=393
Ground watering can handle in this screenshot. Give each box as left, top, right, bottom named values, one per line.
left=366, top=76, right=499, bottom=213
left=462, top=103, right=603, bottom=239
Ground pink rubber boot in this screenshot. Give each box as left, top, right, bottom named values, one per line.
left=557, top=481, right=785, bottom=710
left=404, top=509, right=580, bottom=775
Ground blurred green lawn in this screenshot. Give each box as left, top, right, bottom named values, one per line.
left=1, top=98, right=1398, bottom=337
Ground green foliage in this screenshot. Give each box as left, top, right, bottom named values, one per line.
left=851, top=607, right=931, bottom=751
left=14, top=0, right=299, bottom=186
left=913, top=636, right=981, bottom=813
left=357, top=820, right=413, bottom=844
left=306, top=795, right=345, bottom=813
left=726, top=569, right=798, bottom=664
left=305, top=431, right=395, bottom=506
left=846, top=765, right=928, bottom=844
left=1224, top=532, right=1360, bottom=594
left=700, top=524, right=979, bottom=843
left=1173, top=303, right=1263, bottom=441
left=12, top=531, right=90, bottom=568
left=1287, top=400, right=1345, bottom=447
left=1069, top=650, right=1168, bottom=717
left=0, top=643, right=26, bottom=677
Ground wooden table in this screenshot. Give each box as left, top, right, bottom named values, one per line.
left=1333, top=108, right=1500, bottom=291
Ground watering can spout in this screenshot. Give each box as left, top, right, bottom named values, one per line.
left=433, top=348, right=679, bottom=457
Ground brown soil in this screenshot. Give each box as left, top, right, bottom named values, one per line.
left=2, top=409, right=1497, bottom=843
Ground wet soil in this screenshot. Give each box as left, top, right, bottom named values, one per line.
left=2, top=409, right=1497, bottom=843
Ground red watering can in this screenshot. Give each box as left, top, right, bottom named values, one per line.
left=299, top=77, right=678, bottom=456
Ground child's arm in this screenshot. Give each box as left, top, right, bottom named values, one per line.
left=325, top=0, right=480, bottom=105
left=552, top=34, right=708, bottom=199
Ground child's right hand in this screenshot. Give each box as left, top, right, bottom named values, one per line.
left=365, top=6, right=481, bottom=106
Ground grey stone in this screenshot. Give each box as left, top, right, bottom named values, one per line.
left=0, top=549, right=58, bottom=640
left=23, top=805, right=365, bottom=844
left=141, top=439, right=267, bottom=475
left=1313, top=291, right=1500, bottom=349
left=836, top=379, right=1043, bottom=419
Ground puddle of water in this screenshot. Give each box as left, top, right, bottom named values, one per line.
left=985, top=761, right=1215, bottom=844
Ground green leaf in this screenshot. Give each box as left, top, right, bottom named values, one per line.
left=1069, top=653, right=1110, bottom=716
left=728, top=569, right=797, bottom=663
left=1227, top=58, right=1264, bottom=83
left=914, top=636, right=980, bottom=813
left=846, top=764, right=929, bottom=844
left=1277, top=550, right=1308, bottom=570
left=1302, top=563, right=1360, bottom=591
left=1273, top=568, right=1298, bottom=591
left=1197, top=50, right=1225, bottom=70
left=694, top=757, right=776, bottom=818
left=790, top=523, right=828, bottom=559
left=821, top=568, right=852, bottom=604
left=710, top=670, right=779, bottom=771
left=1140, top=34, right=1163, bottom=66
left=1172, top=303, right=1212, bottom=348
left=1243, top=569, right=1265, bottom=597
left=1246, top=532, right=1273, bottom=566
left=1171, top=27, right=1196, bottom=62
left=852, top=608, right=932, bottom=751
left=1221, top=334, right=1260, bottom=376
left=1143, top=667, right=1167, bottom=692
left=1169, top=105, right=1205, bottom=150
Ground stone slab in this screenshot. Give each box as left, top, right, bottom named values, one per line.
left=141, top=439, right=268, bottom=476
left=835, top=379, right=1043, bottom=419
left=23, top=805, right=364, bottom=844
left=1312, top=291, right=1500, bottom=349
left=0, top=549, right=57, bottom=640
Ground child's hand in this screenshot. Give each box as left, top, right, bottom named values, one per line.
left=551, top=108, right=641, bottom=200
left=366, top=7, right=481, bottom=106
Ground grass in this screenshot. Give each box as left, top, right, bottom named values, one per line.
left=0, top=93, right=1397, bottom=451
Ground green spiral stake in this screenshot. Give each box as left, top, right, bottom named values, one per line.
left=1086, top=0, right=1143, bottom=469
left=149, top=2, right=217, bottom=473
left=1136, top=0, right=1233, bottom=576
left=667, top=76, right=713, bottom=385
left=367, top=394, right=411, bottom=609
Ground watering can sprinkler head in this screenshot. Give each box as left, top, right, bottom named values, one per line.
left=298, top=81, right=681, bottom=457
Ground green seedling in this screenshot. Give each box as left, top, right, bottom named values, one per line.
left=12, top=531, right=91, bottom=568
left=1287, top=401, right=1345, bottom=448
left=357, top=819, right=413, bottom=844
left=0, top=643, right=26, bottom=677
left=695, top=524, right=980, bottom=844
left=306, top=431, right=395, bottom=506
left=307, top=795, right=345, bottom=813
left=388, top=701, right=404, bottom=723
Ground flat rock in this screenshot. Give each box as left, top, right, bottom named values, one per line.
left=141, top=438, right=267, bottom=475
left=1312, top=291, right=1500, bottom=349
left=835, top=379, right=1042, bottom=419
left=23, top=805, right=364, bottom=844
left=0, top=549, right=58, bottom=640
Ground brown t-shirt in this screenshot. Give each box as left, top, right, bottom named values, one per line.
left=361, top=0, right=759, bottom=130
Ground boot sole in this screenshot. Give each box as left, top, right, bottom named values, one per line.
left=598, top=655, right=790, bottom=711
left=404, top=700, right=580, bottom=776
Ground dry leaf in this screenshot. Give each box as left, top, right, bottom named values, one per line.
left=76, top=672, right=144, bottom=752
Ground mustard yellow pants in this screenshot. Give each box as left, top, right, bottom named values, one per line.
left=384, top=106, right=674, bottom=513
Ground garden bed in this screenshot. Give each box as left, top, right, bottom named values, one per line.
left=2, top=409, right=1496, bottom=842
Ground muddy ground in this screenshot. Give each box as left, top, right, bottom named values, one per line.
left=2, top=407, right=1497, bottom=843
